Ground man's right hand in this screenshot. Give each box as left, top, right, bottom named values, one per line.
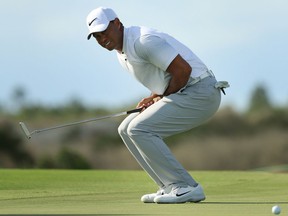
left=136, top=94, right=163, bottom=109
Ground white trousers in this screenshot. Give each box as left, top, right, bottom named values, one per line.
left=118, top=76, right=221, bottom=190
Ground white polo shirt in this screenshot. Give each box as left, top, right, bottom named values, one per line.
left=117, top=26, right=208, bottom=95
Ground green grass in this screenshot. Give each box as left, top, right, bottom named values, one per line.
left=0, top=169, right=287, bottom=215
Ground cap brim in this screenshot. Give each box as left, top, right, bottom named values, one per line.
left=87, top=23, right=109, bottom=40
left=87, top=33, right=93, bottom=40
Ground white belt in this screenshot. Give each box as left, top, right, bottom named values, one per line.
left=189, top=70, right=215, bottom=85
left=181, top=70, right=230, bottom=95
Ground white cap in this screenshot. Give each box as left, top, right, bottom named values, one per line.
left=86, top=7, right=118, bottom=40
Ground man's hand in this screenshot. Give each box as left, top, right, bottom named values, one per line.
left=136, top=94, right=162, bottom=109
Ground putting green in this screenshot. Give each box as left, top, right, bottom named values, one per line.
left=0, top=169, right=287, bottom=215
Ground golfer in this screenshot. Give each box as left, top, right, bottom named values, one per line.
left=86, top=7, right=228, bottom=204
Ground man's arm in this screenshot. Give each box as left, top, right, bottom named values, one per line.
left=136, top=54, right=191, bottom=108
left=163, top=54, right=192, bottom=96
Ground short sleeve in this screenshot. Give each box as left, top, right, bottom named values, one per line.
left=134, top=35, right=178, bottom=71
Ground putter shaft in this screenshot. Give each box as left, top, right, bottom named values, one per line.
left=19, top=107, right=143, bottom=139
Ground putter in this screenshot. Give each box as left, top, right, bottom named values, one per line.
left=19, top=107, right=143, bottom=139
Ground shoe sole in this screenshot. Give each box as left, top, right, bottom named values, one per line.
left=155, top=195, right=206, bottom=204
left=154, top=197, right=205, bottom=204
left=142, top=200, right=155, bottom=203
left=189, top=196, right=206, bottom=203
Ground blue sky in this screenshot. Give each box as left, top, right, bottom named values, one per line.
left=1, top=0, right=288, bottom=111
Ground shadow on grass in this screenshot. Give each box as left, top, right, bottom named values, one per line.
left=0, top=215, right=147, bottom=216
left=201, top=201, right=288, bottom=205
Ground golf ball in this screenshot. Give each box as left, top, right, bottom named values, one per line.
left=272, top=205, right=281, bottom=215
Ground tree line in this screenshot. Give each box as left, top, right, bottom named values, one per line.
left=0, top=85, right=287, bottom=169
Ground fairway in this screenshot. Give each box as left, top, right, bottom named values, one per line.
left=0, top=170, right=287, bottom=215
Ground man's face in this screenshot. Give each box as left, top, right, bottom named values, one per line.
left=92, top=19, right=123, bottom=51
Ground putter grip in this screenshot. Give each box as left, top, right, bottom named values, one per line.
left=126, top=107, right=143, bottom=114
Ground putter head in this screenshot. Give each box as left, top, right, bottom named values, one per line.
left=19, top=122, right=32, bottom=139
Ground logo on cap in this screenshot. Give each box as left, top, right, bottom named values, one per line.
left=88, top=17, right=98, bottom=26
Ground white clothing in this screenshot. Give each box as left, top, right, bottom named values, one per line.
left=117, top=26, right=208, bottom=95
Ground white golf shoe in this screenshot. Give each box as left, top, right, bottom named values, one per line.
left=141, top=188, right=168, bottom=203
left=154, top=184, right=205, bottom=204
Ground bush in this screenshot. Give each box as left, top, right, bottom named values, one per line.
left=0, top=119, right=34, bottom=168
left=56, top=148, right=91, bottom=169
